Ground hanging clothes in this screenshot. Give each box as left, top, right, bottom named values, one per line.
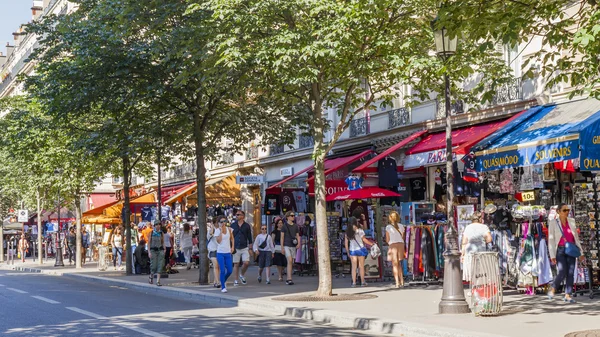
left=537, top=238, right=553, bottom=286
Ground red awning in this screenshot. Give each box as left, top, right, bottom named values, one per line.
left=453, top=110, right=527, bottom=154
left=89, top=193, right=117, bottom=210
left=306, top=149, right=374, bottom=183
left=352, top=130, right=428, bottom=173
left=266, top=165, right=315, bottom=192
left=161, top=182, right=196, bottom=203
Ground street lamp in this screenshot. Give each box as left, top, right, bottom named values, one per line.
left=432, top=18, right=470, bottom=314
left=54, top=169, right=64, bottom=267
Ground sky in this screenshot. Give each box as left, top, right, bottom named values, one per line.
left=0, top=0, right=33, bottom=55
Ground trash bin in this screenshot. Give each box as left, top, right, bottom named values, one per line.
left=98, top=246, right=108, bottom=271
left=470, top=251, right=503, bottom=316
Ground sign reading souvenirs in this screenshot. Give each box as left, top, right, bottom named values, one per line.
left=476, top=139, right=579, bottom=172
left=236, top=175, right=264, bottom=184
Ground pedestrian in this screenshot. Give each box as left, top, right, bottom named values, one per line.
left=215, top=215, right=234, bottom=293
left=271, top=218, right=287, bottom=281
left=461, top=211, right=492, bottom=282
left=344, top=217, right=369, bottom=287
left=547, top=203, right=584, bottom=303
left=18, top=234, right=29, bottom=263
left=148, top=222, right=165, bottom=286
left=207, top=218, right=220, bottom=287
left=180, top=223, right=194, bottom=270
left=134, top=239, right=150, bottom=274
left=230, top=210, right=253, bottom=286
left=111, top=227, right=124, bottom=271
left=129, top=224, right=138, bottom=270
left=253, top=224, right=275, bottom=284
left=281, top=211, right=300, bottom=285
left=81, top=227, right=90, bottom=265
left=164, top=226, right=174, bottom=269
left=66, top=227, right=77, bottom=266
left=386, top=211, right=406, bottom=288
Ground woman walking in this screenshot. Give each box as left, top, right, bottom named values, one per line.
left=66, top=227, right=77, bottom=266
left=207, top=218, right=220, bottom=287
left=548, top=203, right=584, bottom=303
left=386, top=211, right=406, bottom=288
left=215, top=215, right=234, bottom=293
left=111, top=227, right=124, bottom=270
left=148, top=222, right=165, bottom=286
left=180, top=223, right=194, bottom=270
left=344, top=217, right=369, bottom=287
left=253, top=224, right=275, bottom=284
left=271, top=218, right=287, bottom=281
left=18, top=234, right=29, bottom=263
left=461, top=211, right=492, bottom=282
left=164, top=226, right=174, bottom=268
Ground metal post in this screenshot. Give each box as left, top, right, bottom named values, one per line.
left=439, top=73, right=470, bottom=314
left=0, top=226, right=4, bottom=263
left=54, top=188, right=64, bottom=267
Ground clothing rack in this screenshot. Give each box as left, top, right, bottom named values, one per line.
left=589, top=176, right=600, bottom=299
left=405, top=224, right=443, bottom=286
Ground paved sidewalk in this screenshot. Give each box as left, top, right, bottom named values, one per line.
left=2, top=260, right=599, bottom=337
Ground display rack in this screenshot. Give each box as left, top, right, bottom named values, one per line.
left=589, top=176, right=600, bottom=299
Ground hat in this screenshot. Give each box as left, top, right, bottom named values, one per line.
left=469, top=211, right=483, bottom=221
left=484, top=204, right=497, bottom=215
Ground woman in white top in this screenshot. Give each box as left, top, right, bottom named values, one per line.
left=344, top=217, right=370, bottom=287
left=385, top=211, right=405, bottom=288
left=214, top=216, right=235, bottom=293
left=164, top=227, right=174, bottom=269
left=179, top=223, right=194, bottom=270
left=111, top=227, right=124, bottom=270
left=253, top=224, right=275, bottom=284
left=461, top=211, right=492, bottom=282
left=207, top=218, right=220, bottom=287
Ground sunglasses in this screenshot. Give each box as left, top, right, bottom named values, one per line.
left=219, top=220, right=227, bottom=223
left=261, top=228, right=267, bottom=230
left=236, top=214, right=244, bottom=216
left=287, top=215, right=294, bottom=218
left=561, top=209, right=570, bottom=213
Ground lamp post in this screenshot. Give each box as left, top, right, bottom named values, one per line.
left=432, top=18, right=470, bottom=314
left=54, top=169, right=64, bottom=267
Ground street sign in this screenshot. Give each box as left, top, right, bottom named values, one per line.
left=236, top=175, right=264, bottom=184
left=17, top=210, right=29, bottom=223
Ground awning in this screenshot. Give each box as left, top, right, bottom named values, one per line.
left=167, top=174, right=241, bottom=205
left=130, top=192, right=157, bottom=205
left=81, top=215, right=121, bottom=225
left=163, top=182, right=197, bottom=204
left=475, top=99, right=600, bottom=171
left=266, top=165, right=314, bottom=191
left=352, top=130, right=428, bottom=173
left=83, top=200, right=120, bottom=217
left=403, top=121, right=506, bottom=170
left=88, top=193, right=117, bottom=210
left=102, top=192, right=157, bottom=218
left=161, top=182, right=195, bottom=203
left=306, top=149, right=375, bottom=183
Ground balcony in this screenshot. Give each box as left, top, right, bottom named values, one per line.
left=491, top=78, right=522, bottom=106
left=246, top=146, right=259, bottom=160
left=388, top=108, right=410, bottom=129
left=270, top=144, right=285, bottom=156
left=299, top=135, right=314, bottom=149
left=436, top=99, right=465, bottom=119
left=350, top=117, right=369, bottom=137
left=221, top=153, right=234, bottom=165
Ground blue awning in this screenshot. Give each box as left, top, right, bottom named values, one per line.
left=474, top=99, right=600, bottom=171
left=576, top=113, right=600, bottom=171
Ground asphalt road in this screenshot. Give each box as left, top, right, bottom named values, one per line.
left=0, top=270, right=383, bottom=337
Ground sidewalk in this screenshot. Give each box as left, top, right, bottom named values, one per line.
left=2, top=260, right=599, bottom=337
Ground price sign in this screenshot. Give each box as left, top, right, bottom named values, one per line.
left=521, top=191, right=535, bottom=202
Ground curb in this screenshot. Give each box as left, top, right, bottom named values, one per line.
left=2, top=265, right=508, bottom=337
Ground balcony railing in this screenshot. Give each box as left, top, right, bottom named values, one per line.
left=299, top=135, right=314, bottom=149
left=491, top=78, right=522, bottom=106
left=221, top=153, right=234, bottom=165
left=388, top=108, right=410, bottom=129
left=270, top=144, right=285, bottom=156
left=246, top=146, right=259, bottom=160
left=436, top=99, right=465, bottom=119
left=350, top=117, right=369, bottom=137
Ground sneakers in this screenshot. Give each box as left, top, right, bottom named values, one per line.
left=234, top=280, right=239, bottom=287
left=221, top=288, right=228, bottom=293
left=240, top=275, right=247, bottom=285
left=361, top=282, right=368, bottom=287
left=351, top=283, right=356, bottom=288
left=266, top=280, right=271, bottom=284
left=258, top=276, right=262, bottom=283
left=286, top=280, right=294, bottom=285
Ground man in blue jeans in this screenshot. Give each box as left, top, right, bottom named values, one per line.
left=230, top=210, right=253, bottom=286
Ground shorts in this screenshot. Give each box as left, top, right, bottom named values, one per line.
left=284, top=246, right=297, bottom=259
left=232, top=247, right=250, bottom=263
left=209, top=251, right=217, bottom=259
left=349, top=247, right=368, bottom=257
left=387, top=242, right=405, bottom=262
left=258, top=251, right=272, bottom=268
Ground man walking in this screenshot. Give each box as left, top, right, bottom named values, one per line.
left=231, top=210, right=253, bottom=286
left=281, top=211, right=301, bottom=285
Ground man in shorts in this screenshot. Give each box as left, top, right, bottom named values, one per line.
left=231, top=210, right=253, bottom=286
left=281, top=211, right=300, bottom=285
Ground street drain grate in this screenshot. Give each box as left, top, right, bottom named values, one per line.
left=565, top=330, right=600, bottom=337
left=272, top=294, right=377, bottom=302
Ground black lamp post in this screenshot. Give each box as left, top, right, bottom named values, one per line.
left=432, top=18, right=470, bottom=314
left=54, top=169, right=64, bottom=267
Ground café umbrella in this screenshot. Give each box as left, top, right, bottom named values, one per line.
left=325, top=187, right=401, bottom=201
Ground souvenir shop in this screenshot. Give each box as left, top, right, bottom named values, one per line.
left=472, top=99, right=600, bottom=297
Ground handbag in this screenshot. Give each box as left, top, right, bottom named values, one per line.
left=556, top=220, right=581, bottom=258
left=259, top=235, right=268, bottom=249
left=352, top=238, right=369, bottom=257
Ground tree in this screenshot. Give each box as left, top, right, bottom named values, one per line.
left=209, top=0, right=515, bottom=296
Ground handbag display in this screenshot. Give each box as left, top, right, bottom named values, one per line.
left=556, top=221, right=582, bottom=258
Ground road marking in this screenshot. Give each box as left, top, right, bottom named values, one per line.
left=0, top=284, right=5, bottom=287
left=7, top=288, right=27, bottom=294
left=66, top=307, right=168, bottom=337
left=31, top=296, right=60, bottom=304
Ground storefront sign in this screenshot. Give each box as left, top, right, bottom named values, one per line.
left=280, top=167, right=294, bottom=177
left=477, top=140, right=579, bottom=172
left=236, top=175, right=264, bottom=184
left=403, top=149, right=460, bottom=169
left=579, top=118, right=600, bottom=171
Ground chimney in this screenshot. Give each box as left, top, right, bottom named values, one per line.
left=13, top=29, right=27, bottom=47
left=0, top=52, right=6, bottom=68
left=6, top=43, right=14, bottom=58
left=32, top=1, right=44, bottom=20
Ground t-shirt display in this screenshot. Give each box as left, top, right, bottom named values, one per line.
left=281, top=191, right=296, bottom=213
left=461, top=153, right=478, bottom=183
left=293, top=191, right=307, bottom=213
left=345, top=175, right=364, bottom=191
left=410, top=177, right=426, bottom=201
left=264, top=194, right=280, bottom=215
left=378, top=157, right=399, bottom=188
left=141, top=206, right=153, bottom=221
left=161, top=205, right=171, bottom=220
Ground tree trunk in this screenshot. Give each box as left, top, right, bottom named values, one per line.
left=314, top=123, right=333, bottom=297
left=123, top=156, right=133, bottom=275
left=37, top=189, right=43, bottom=264
left=75, top=198, right=82, bottom=269
left=193, top=110, right=209, bottom=284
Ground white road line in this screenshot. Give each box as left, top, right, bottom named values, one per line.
left=31, top=296, right=60, bottom=304
left=0, top=284, right=5, bottom=287
left=7, top=288, right=27, bottom=294
left=66, top=307, right=168, bottom=337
